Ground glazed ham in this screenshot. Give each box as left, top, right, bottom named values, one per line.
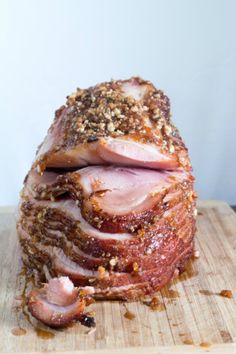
left=18, top=77, right=197, bottom=326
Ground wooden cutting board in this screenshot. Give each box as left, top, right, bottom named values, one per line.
left=1, top=200, right=236, bottom=354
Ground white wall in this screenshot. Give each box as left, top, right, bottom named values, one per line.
left=0, top=0, right=236, bottom=205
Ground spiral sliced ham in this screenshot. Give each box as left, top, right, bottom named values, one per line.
left=17, top=77, right=197, bottom=327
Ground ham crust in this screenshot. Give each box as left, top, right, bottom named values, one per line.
left=34, top=77, right=191, bottom=173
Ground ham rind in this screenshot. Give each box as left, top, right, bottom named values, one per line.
left=34, top=77, right=191, bottom=173
left=27, top=277, right=95, bottom=327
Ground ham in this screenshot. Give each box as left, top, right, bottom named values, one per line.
left=17, top=77, right=197, bottom=327
left=27, top=277, right=95, bottom=328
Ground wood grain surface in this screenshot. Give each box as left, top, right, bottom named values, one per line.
left=0, top=200, right=236, bottom=354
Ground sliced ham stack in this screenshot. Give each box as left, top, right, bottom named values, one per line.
left=17, top=77, right=197, bottom=323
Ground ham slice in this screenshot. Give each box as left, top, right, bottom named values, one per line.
left=34, top=77, right=191, bottom=173
left=27, top=277, right=95, bottom=327
left=68, top=166, right=194, bottom=232
left=77, top=166, right=190, bottom=215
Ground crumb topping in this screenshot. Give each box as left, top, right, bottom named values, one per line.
left=219, top=289, right=233, bottom=298
left=45, top=77, right=185, bottom=154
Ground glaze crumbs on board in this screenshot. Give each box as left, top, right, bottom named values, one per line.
left=143, top=297, right=166, bottom=312
left=35, top=328, right=55, bottom=340
left=219, top=289, right=233, bottom=298
left=199, top=289, right=233, bottom=298
left=123, top=305, right=136, bottom=320
left=183, top=339, right=193, bottom=345
left=200, top=341, right=211, bottom=348
left=11, top=327, right=27, bottom=336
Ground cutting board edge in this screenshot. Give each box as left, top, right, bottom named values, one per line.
left=1, top=342, right=236, bottom=354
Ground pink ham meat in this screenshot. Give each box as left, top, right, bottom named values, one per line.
left=17, top=77, right=197, bottom=326
left=69, top=166, right=193, bottom=232
left=34, top=77, right=191, bottom=173
left=27, top=277, right=95, bottom=328
left=22, top=166, right=194, bottom=233
left=97, top=137, right=179, bottom=170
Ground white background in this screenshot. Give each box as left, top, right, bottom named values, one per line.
left=0, top=0, right=236, bottom=206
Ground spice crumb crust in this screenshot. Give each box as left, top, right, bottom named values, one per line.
left=36, top=77, right=191, bottom=172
